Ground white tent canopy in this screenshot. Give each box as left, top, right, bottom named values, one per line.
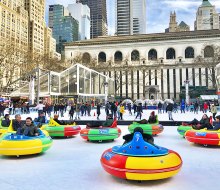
left=200, top=95, right=218, bottom=100
left=122, top=99, right=133, bottom=105
left=134, top=99, right=144, bottom=105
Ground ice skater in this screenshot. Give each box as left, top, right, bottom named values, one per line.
left=166, top=103, right=174, bottom=121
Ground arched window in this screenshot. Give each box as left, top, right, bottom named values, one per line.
left=166, top=48, right=176, bottom=59
left=98, top=52, right=106, bottom=62
left=148, top=49, right=157, bottom=60
left=185, top=47, right=194, bottom=58
left=82, top=52, right=91, bottom=64
left=204, top=46, right=214, bottom=58
left=114, top=51, right=123, bottom=62
left=131, top=50, right=140, bottom=61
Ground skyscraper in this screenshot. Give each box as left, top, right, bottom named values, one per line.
left=80, top=0, right=108, bottom=38
left=133, top=0, right=146, bottom=34
left=116, top=0, right=133, bottom=35
left=67, top=1, right=90, bottom=40
left=195, top=0, right=220, bottom=30
left=116, top=0, right=146, bottom=35
left=24, top=0, right=46, bottom=54
left=49, top=4, right=79, bottom=55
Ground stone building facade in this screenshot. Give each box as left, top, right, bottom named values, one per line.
left=195, top=0, right=220, bottom=31
left=65, top=30, right=220, bottom=100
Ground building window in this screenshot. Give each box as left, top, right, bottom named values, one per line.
left=98, top=52, right=106, bottom=63
left=82, top=52, right=91, bottom=64
left=166, top=48, right=176, bottom=59
left=114, top=51, right=123, bottom=62
left=185, top=47, right=194, bottom=58
left=204, top=46, right=214, bottom=58
left=148, top=49, right=157, bottom=60
left=131, top=50, right=140, bottom=61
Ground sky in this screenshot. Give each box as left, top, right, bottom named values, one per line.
left=46, top=0, right=220, bottom=34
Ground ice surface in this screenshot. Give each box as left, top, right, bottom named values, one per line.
left=0, top=125, right=219, bottom=190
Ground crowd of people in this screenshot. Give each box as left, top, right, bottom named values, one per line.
left=0, top=99, right=220, bottom=123
left=157, top=100, right=219, bottom=121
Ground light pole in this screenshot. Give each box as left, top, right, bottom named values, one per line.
left=36, top=67, right=40, bottom=104
left=104, top=80, right=108, bottom=104
left=184, top=80, right=190, bottom=104
left=29, top=75, right=36, bottom=105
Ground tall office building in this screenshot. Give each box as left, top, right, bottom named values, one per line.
left=133, top=0, right=146, bottom=34
left=24, top=0, right=46, bottom=54
left=116, top=0, right=146, bottom=35
left=80, top=0, right=108, bottom=38
left=67, top=1, right=90, bottom=40
left=116, top=0, right=133, bottom=35
left=0, top=0, right=29, bottom=47
left=195, top=0, right=220, bottom=30
left=44, top=27, right=57, bottom=59
left=49, top=4, right=79, bottom=54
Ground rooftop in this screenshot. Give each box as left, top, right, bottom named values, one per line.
left=179, top=21, right=188, bottom=27
left=65, top=30, right=220, bottom=47
left=200, top=0, right=213, bottom=7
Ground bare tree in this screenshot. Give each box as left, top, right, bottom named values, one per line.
left=0, top=40, right=69, bottom=94
left=0, top=42, right=28, bottom=92
left=193, top=44, right=220, bottom=88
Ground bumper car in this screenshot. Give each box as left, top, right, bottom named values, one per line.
left=0, top=129, right=52, bottom=156
left=80, top=119, right=121, bottom=142
left=185, top=129, right=220, bottom=146
left=41, top=119, right=81, bottom=137
left=128, top=117, right=163, bottom=135
left=101, top=132, right=182, bottom=180
left=178, top=117, right=213, bottom=137
left=177, top=125, right=192, bottom=137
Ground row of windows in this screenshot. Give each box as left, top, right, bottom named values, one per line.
left=78, top=46, right=215, bottom=63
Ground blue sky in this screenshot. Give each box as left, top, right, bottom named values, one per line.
left=46, top=0, right=220, bottom=34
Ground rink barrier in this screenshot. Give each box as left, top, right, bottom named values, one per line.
left=14, top=120, right=218, bottom=126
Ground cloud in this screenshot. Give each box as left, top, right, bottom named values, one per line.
left=45, top=0, right=220, bottom=35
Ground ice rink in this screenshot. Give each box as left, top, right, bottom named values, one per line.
left=0, top=124, right=219, bottom=190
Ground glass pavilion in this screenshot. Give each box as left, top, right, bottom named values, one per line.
left=10, top=64, right=115, bottom=103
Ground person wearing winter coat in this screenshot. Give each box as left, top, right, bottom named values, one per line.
left=194, top=102, right=199, bottom=114
left=203, top=102, right=209, bottom=113
left=133, top=103, right=137, bottom=114
left=75, top=103, right=81, bottom=120
left=148, top=111, right=157, bottom=123
left=162, top=102, right=167, bottom=113
left=1, top=114, right=11, bottom=127
left=17, top=117, right=39, bottom=137
left=87, top=103, right=91, bottom=116
left=158, top=102, right=162, bottom=114
left=69, top=104, right=75, bottom=120
left=185, top=114, right=213, bottom=130
left=127, top=103, right=132, bottom=115
left=166, top=103, right=174, bottom=120
left=119, top=104, right=125, bottom=120
left=210, top=104, right=217, bottom=120
left=180, top=100, right=185, bottom=113
left=135, top=103, right=143, bottom=120
left=97, top=103, right=101, bottom=120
